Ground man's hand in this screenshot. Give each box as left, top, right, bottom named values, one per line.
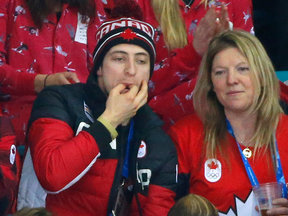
left=193, top=3, right=230, bottom=56
left=100, top=80, right=148, bottom=128
left=35, top=72, right=80, bottom=93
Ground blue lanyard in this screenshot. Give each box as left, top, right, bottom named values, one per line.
left=122, top=119, right=134, bottom=178
left=226, top=119, right=287, bottom=198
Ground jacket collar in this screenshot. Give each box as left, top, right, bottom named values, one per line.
left=84, top=73, right=107, bottom=118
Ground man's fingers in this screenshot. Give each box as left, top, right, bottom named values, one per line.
left=137, top=93, right=148, bottom=110
left=110, top=84, right=127, bottom=95
left=127, top=85, right=139, bottom=96
left=134, top=80, right=148, bottom=101
left=138, top=80, right=148, bottom=95
left=133, top=80, right=148, bottom=109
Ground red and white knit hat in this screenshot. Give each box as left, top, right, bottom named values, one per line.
left=92, top=1, right=156, bottom=77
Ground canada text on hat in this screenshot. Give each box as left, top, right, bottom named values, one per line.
left=95, top=17, right=155, bottom=43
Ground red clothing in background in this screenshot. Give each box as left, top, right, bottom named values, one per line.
left=0, top=114, right=21, bottom=215
left=0, top=0, right=106, bottom=146
left=136, top=0, right=254, bottom=130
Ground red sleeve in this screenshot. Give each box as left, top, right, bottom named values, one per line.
left=0, top=0, right=37, bottom=96
left=0, top=115, right=21, bottom=215
left=169, top=123, right=191, bottom=176
left=143, top=185, right=175, bottom=216
left=168, top=117, right=203, bottom=198
left=280, top=81, right=288, bottom=103
left=28, top=118, right=101, bottom=192
left=231, top=0, right=254, bottom=32
left=131, top=186, right=175, bottom=216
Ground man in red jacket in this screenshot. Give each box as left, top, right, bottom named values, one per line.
left=18, top=2, right=178, bottom=215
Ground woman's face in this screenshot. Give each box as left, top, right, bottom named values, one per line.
left=211, top=47, right=255, bottom=114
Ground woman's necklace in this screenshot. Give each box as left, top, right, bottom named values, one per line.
left=235, top=135, right=252, bottom=158
left=235, top=137, right=252, bottom=158
left=240, top=142, right=252, bottom=159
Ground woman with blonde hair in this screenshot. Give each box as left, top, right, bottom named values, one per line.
left=168, top=194, right=218, bottom=216
left=169, top=30, right=288, bottom=215
left=135, top=0, right=253, bottom=131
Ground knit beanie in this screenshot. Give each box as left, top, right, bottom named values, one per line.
left=92, top=1, right=156, bottom=77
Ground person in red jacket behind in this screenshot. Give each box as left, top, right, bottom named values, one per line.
left=18, top=1, right=178, bottom=215
left=0, top=0, right=106, bottom=148
left=0, top=114, right=21, bottom=215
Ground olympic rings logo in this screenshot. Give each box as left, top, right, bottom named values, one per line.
left=207, top=173, right=220, bottom=179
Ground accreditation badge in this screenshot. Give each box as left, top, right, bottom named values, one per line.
left=75, top=13, right=90, bottom=44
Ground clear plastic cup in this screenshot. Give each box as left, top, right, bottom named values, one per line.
left=253, top=182, right=283, bottom=216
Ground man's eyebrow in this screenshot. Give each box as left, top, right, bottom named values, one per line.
left=135, top=52, right=149, bottom=57
left=108, top=50, right=128, bottom=55
left=108, top=50, right=149, bottom=57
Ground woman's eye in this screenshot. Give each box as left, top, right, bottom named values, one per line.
left=214, top=70, right=224, bottom=75
left=238, top=67, right=249, bottom=72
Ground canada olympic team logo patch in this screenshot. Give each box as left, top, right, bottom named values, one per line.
left=204, top=159, right=221, bottom=183
left=137, top=141, right=146, bottom=158
left=10, top=144, right=16, bottom=165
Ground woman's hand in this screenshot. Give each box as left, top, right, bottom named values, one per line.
left=266, top=198, right=288, bottom=215
left=34, top=72, right=80, bottom=93
left=193, top=3, right=230, bottom=56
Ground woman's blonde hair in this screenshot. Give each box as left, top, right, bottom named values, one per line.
left=193, top=30, right=282, bottom=159
left=151, top=0, right=208, bottom=51
left=168, top=194, right=218, bottom=216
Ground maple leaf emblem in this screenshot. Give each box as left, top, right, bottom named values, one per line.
left=121, top=28, right=137, bottom=41
left=208, top=161, right=218, bottom=169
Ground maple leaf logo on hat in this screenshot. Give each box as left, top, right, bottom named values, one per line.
left=121, top=28, right=137, bottom=41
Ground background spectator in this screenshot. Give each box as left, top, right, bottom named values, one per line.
left=168, top=194, right=218, bottom=216
left=0, top=0, right=106, bottom=148
left=136, top=0, right=253, bottom=130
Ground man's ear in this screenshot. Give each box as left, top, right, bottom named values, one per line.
left=97, top=66, right=103, bottom=76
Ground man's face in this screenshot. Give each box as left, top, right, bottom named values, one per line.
left=97, top=44, right=150, bottom=95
